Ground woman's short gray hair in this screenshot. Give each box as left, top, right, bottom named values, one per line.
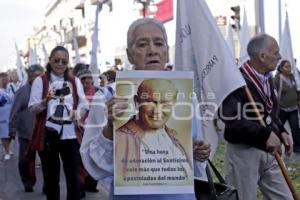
left=247, top=33, right=271, bottom=58
left=127, top=18, right=168, bottom=50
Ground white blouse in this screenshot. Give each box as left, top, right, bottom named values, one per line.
left=28, top=73, right=89, bottom=139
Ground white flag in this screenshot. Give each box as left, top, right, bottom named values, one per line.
left=226, top=23, right=236, bottom=60
left=28, top=47, right=38, bottom=66
left=238, top=8, right=251, bottom=66
left=280, top=12, right=300, bottom=90
left=175, top=0, right=245, bottom=159
left=42, top=43, right=49, bottom=65
left=14, top=42, right=27, bottom=85
left=72, top=29, right=81, bottom=64
left=89, top=3, right=102, bottom=85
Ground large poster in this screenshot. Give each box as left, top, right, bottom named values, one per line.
left=114, top=71, right=194, bottom=195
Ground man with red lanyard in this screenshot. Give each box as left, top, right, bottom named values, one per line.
left=220, top=33, right=293, bottom=200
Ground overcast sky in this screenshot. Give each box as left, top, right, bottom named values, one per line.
left=1, top=0, right=300, bottom=72
left=0, top=0, right=49, bottom=72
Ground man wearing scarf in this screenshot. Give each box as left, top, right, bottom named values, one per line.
left=220, top=33, right=293, bottom=200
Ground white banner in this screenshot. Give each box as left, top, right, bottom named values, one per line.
left=15, top=42, right=27, bottom=85
left=90, top=3, right=102, bottom=85
left=175, top=0, right=246, bottom=159
left=72, top=29, right=81, bottom=64
left=42, top=43, right=49, bottom=65
left=238, top=8, right=251, bottom=66
left=28, top=47, right=38, bottom=66
left=280, top=12, right=300, bottom=90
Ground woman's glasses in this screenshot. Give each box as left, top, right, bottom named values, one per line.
left=53, top=58, right=68, bottom=65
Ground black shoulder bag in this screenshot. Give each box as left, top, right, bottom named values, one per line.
left=194, top=159, right=239, bottom=200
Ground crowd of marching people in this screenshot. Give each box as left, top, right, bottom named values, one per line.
left=1, top=17, right=300, bottom=200
left=0, top=49, right=118, bottom=199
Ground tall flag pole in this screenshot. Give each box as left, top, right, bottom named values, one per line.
left=72, top=29, right=81, bottom=64
left=175, top=0, right=246, bottom=161
left=226, top=23, right=236, bottom=60
left=238, top=8, right=251, bottom=66
left=14, top=42, right=27, bottom=85
left=89, top=3, right=102, bottom=86
left=280, top=12, right=300, bottom=90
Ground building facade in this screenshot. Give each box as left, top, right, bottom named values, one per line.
left=27, top=0, right=261, bottom=72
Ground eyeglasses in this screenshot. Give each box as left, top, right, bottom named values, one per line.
left=53, top=58, right=68, bottom=65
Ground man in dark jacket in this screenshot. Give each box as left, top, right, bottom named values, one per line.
left=9, top=64, right=43, bottom=192
left=220, top=33, right=293, bottom=200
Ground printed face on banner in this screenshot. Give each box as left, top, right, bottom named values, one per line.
left=134, top=79, right=177, bottom=131
left=114, top=70, right=194, bottom=195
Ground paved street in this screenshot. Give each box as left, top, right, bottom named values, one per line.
left=0, top=141, right=110, bottom=200
left=0, top=131, right=299, bottom=200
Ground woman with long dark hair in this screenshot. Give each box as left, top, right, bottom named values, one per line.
left=28, top=46, right=88, bottom=200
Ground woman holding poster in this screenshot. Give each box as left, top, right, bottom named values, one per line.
left=80, top=18, right=211, bottom=200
